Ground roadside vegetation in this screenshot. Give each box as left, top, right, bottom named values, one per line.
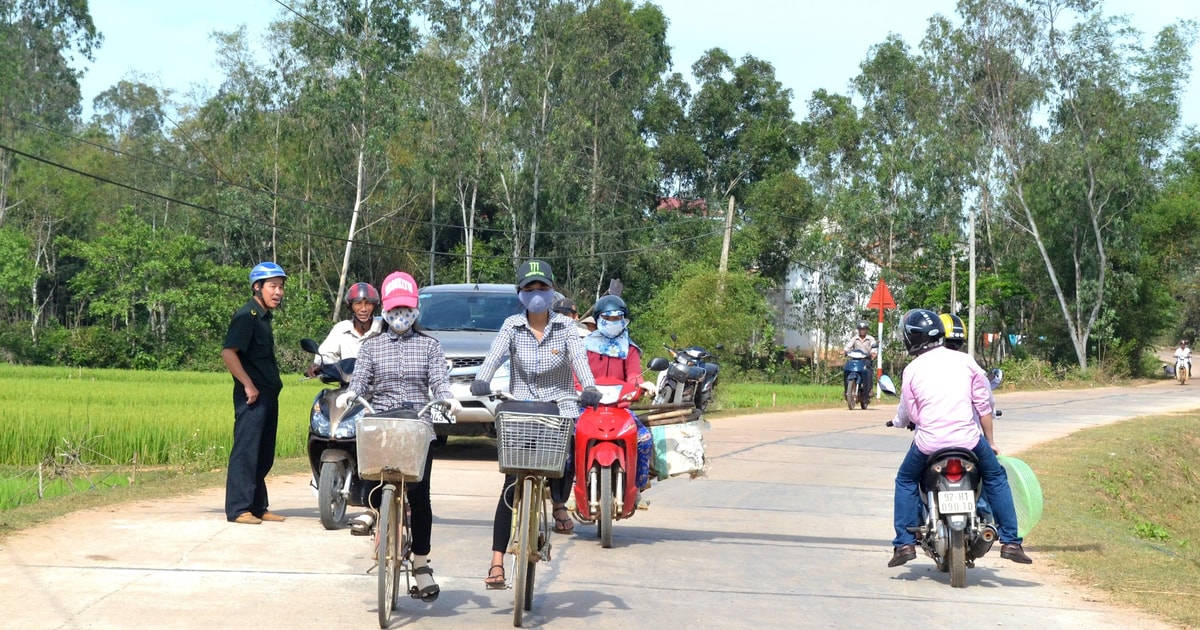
left=1020, top=413, right=1200, bottom=629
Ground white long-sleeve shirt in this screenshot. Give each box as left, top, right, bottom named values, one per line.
left=312, top=317, right=385, bottom=366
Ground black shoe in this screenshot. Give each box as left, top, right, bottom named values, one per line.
left=1000, top=543, right=1032, bottom=564
left=888, top=544, right=917, bottom=568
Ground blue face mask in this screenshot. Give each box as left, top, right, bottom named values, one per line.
left=519, top=289, right=554, bottom=314
left=598, top=317, right=627, bottom=339
left=384, top=307, right=419, bottom=333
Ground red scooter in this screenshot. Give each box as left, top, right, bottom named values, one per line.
left=571, top=377, right=642, bottom=548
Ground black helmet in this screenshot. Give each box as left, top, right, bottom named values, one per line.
left=592, top=294, right=629, bottom=318
left=856, top=321, right=869, bottom=331
left=899, top=309, right=944, bottom=356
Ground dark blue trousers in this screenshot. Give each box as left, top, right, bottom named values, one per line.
left=225, top=387, right=279, bottom=520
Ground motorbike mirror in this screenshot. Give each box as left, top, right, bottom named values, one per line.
left=647, top=357, right=670, bottom=371
left=878, top=374, right=898, bottom=397
left=715, top=343, right=724, bottom=351
left=988, top=368, right=1003, bottom=389
left=300, top=338, right=320, bottom=354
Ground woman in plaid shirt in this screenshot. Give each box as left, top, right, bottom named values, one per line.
left=470, top=259, right=600, bottom=589
left=340, top=271, right=462, bottom=603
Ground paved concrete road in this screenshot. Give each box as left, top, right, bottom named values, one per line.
left=4, top=382, right=1198, bottom=629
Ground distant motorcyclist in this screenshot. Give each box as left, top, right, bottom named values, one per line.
left=305, top=282, right=385, bottom=377
left=844, top=320, right=878, bottom=394
left=1174, top=339, right=1191, bottom=378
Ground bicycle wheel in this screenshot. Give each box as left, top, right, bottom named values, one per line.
left=377, top=485, right=397, bottom=628
left=512, top=477, right=536, bottom=627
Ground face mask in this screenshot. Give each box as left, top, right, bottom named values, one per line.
left=384, top=307, right=419, bottom=332
left=519, top=289, right=554, bottom=314
left=598, top=317, right=627, bottom=339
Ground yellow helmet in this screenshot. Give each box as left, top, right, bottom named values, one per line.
left=939, top=313, right=965, bottom=350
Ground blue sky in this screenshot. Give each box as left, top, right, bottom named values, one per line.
left=77, top=0, right=1200, bottom=126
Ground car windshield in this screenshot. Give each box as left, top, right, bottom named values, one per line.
left=418, top=291, right=522, bottom=331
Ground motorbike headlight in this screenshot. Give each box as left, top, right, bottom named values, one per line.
left=310, top=404, right=331, bottom=436
left=333, top=409, right=363, bottom=439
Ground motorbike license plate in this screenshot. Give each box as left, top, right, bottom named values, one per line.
left=938, top=491, right=975, bottom=514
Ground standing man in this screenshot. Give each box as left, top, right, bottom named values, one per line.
left=845, top=320, right=878, bottom=394
left=222, top=262, right=288, bottom=525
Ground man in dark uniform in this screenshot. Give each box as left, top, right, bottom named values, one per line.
left=221, top=262, right=288, bottom=524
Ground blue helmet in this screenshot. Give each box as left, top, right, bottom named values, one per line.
left=249, top=262, right=288, bottom=288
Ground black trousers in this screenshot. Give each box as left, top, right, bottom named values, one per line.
left=225, top=387, right=280, bottom=520
left=406, top=442, right=435, bottom=556
left=491, top=469, right=572, bottom=554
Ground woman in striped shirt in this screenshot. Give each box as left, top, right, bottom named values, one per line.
left=340, top=271, right=462, bottom=602
left=470, top=259, right=600, bottom=589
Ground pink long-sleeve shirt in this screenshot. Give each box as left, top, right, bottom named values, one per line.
left=895, top=346, right=992, bottom=454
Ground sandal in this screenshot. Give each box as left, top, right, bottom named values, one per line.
left=552, top=506, right=575, bottom=534
left=485, top=564, right=506, bottom=590
left=413, top=564, right=440, bottom=602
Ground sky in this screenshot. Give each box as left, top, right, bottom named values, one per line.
left=76, top=0, right=1200, bottom=126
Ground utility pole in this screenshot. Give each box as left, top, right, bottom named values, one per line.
left=967, top=204, right=977, bottom=358
left=718, top=195, right=735, bottom=274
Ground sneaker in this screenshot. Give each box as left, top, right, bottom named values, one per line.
left=231, top=512, right=262, bottom=525
left=1000, top=543, right=1033, bottom=564
left=888, top=544, right=917, bottom=568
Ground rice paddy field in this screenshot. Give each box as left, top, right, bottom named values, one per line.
left=0, top=364, right=324, bottom=509
left=0, top=364, right=844, bottom=509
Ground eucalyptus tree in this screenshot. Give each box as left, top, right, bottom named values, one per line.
left=934, top=0, right=1195, bottom=368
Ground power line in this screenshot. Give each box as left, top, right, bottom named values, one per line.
left=0, top=140, right=726, bottom=261
left=6, top=113, right=714, bottom=238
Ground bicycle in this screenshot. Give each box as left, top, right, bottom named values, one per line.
left=353, top=397, right=455, bottom=629
left=490, top=392, right=576, bottom=628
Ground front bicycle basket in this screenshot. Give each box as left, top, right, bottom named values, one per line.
left=494, top=411, right=574, bottom=477
left=357, top=413, right=434, bottom=483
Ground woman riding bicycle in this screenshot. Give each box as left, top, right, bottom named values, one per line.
left=338, top=270, right=462, bottom=602
left=469, top=259, right=600, bottom=589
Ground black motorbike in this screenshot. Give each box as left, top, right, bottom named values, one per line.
left=300, top=338, right=372, bottom=530
left=647, top=336, right=721, bottom=411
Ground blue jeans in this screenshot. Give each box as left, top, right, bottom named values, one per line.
left=892, top=437, right=1021, bottom=547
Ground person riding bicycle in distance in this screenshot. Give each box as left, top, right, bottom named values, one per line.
left=468, top=259, right=600, bottom=590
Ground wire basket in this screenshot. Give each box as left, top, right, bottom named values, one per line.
left=494, top=411, right=574, bottom=477
left=357, top=416, right=434, bottom=483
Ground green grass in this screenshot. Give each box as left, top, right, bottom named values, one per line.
left=1020, top=413, right=1200, bottom=628
left=0, top=364, right=323, bottom=468
left=708, top=381, right=845, bottom=413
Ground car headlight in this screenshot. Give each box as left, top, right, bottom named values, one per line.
left=493, top=358, right=511, bottom=389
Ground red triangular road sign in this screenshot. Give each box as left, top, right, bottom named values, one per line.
left=868, top=279, right=896, bottom=310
